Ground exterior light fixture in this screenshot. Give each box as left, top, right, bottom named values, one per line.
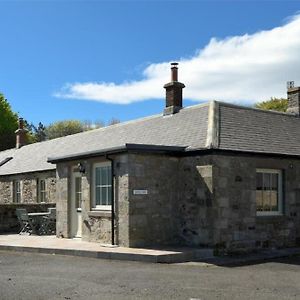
left=78, top=162, right=86, bottom=174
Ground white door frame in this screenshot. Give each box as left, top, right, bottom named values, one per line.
left=70, top=172, right=82, bottom=238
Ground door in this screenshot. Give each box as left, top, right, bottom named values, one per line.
left=71, top=172, right=82, bottom=238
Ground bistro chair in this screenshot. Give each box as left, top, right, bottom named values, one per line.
left=39, top=208, right=56, bottom=235
left=15, top=208, right=36, bottom=235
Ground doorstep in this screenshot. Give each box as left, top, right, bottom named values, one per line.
left=0, top=234, right=214, bottom=263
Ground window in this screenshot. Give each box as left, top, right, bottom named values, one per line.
left=75, top=177, right=82, bottom=209
left=93, top=162, right=112, bottom=209
left=256, top=169, right=283, bottom=216
left=13, top=181, right=21, bottom=203
left=37, top=179, right=47, bottom=203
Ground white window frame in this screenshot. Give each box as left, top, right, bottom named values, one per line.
left=256, top=168, right=283, bottom=216
left=37, top=178, right=47, bottom=203
left=13, top=180, right=21, bottom=203
left=92, top=162, right=112, bottom=210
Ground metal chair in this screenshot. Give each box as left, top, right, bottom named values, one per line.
left=39, top=208, right=56, bottom=235
left=15, top=208, right=36, bottom=235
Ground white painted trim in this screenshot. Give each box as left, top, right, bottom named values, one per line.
left=92, top=161, right=112, bottom=209
left=70, top=171, right=83, bottom=238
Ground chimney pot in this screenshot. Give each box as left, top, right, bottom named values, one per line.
left=163, top=62, right=185, bottom=116
left=171, top=62, right=178, bottom=82
left=18, top=118, right=24, bottom=129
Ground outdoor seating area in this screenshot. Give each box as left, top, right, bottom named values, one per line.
left=15, top=208, right=56, bottom=236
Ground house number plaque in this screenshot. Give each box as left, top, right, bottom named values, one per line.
left=133, top=189, right=148, bottom=195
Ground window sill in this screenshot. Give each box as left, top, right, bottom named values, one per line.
left=256, top=212, right=283, bottom=217
left=256, top=214, right=286, bottom=222
left=88, top=210, right=112, bottom=218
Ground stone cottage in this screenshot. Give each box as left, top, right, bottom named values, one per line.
left=1, top=63, right=300, bottom=252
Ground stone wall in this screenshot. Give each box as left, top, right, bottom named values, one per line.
left=0, top=170, right=56, bottom=204
left=177, top=155, right=215, bottom=247
left=127, top=154, right=179, bottom=247
left=56, top=164, right=69, bottom=238
left=55, top=152, right=300, bottom=251
left=170, top=153, right=300, bottom=252
left=55, top=154, right=130, bottom=245
left=0, top=203, right=55, bottom=233
left=213, top=154, right=300, bottom=252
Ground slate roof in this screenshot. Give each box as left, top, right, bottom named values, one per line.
left=0, top=103, right=209, bottom=175
left=218, top=103, right=300, bottom=155
left=1, top=100, right=300, bottom=176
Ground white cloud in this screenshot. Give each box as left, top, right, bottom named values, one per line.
left=55, top=15, right=300, bottom=105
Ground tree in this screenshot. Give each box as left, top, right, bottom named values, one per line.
left=0, top=93, right=19, bottom=151
left=45, top=120, right=84, bottom=140
left=82, top=120, right=104, bottom=131
left=28, top=122, right=46, bottom=142
left=254, top=97, right=288, bottom=112
left=107, top=118, right=121, bottom=126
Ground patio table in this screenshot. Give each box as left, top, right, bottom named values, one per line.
left=28, top=212, right=50, bottom=235
left=28, top=212, right=50, bottom=217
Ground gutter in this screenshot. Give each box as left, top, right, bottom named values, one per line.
left=183, top=148, right=300, bottom=159
left=47, top=144, right=187, bottom=163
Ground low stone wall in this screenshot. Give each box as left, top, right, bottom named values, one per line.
left=0, top=203, right=56, bottom=233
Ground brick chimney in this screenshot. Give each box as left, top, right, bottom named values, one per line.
left=287, top=81, right=300, bottom=116
left=163, top=62, right=185, bottom=115
left=15, top=118, right=27, bottom=149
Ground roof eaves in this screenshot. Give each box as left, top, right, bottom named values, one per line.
left=48, top=144, right=187, bottom=163
left=125, top=143, right=187, bottom=153
left=47, top=145, right=128, bottom=163
left=205, top=100, right=220, bottom=149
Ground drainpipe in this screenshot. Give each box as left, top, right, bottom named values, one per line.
left=105, top=155, right=115, bottom=246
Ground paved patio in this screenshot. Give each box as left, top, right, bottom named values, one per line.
left=1, top=234, right=299, bottom=265
left=0, top=234, right=214, bottom=263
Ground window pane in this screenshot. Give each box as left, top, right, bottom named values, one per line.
left=256, top=170, right=282, bottom=214
left=108, top=167, right=112, bottom=184
left=263, top=190, right=271, bottom=211
left=256, top=190, right=263, bottom=211
left=270, top=191, right=278, bottom=211
left=14, top=181, right=21, bottom=203
left=256, top=173, right=263, bottom=190
left=75, top=177, right=81, bottom=193
left=75, top=177, right=82, bottom=208
left=263, top=173, right=271, bottom=190
left=271, top=173, right=278, bottom=191
left=41, top=180, right=45, bottom=191
left=101, top=167, right=108, bottom=185
left=101, top=187, right=107, bottom=205
left=76, top=192, right=81, bottom=208
left=96, top=168, right=100, bottom=186
left=107, top=186, right=112, bottom=205
left=95, top=186, right=100, bottom=205
left=94, top=164, right=112, bottom=206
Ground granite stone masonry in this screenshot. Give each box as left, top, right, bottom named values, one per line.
left=0, top=171, right=56, bottom=204
left=54, top=152, right=300, bottom=252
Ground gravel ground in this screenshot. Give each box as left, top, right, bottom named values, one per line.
left=0, top=250, right=299, bottom=300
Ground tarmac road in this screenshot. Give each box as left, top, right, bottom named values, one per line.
left=0, top=250, right=299, bottom=300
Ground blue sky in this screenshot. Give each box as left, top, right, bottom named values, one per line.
left=0, top=1, right=300, bottom=126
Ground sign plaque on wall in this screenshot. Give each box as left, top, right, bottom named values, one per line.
left=133, top=189, right=148, bottom=195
